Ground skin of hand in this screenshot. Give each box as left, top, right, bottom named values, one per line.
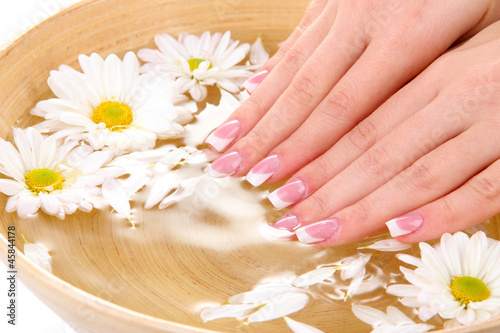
left=203, top=0, right=500, bottom=245
left=287, top=20, right=500, bottom=246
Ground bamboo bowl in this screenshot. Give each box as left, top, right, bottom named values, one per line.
left=1, top=0, right=500, bottom=332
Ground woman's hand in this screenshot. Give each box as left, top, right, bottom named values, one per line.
left=205, top=0, right=500, bottom=186
left=278, top=21, right=500, bottom=246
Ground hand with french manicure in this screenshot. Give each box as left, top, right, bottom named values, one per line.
left=204, top=0, right=500, bottom=246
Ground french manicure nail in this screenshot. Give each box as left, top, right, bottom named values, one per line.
left=241, top=70, right=269, bottom=94
left=295, top=219, right=339, bottom=244
left=272, top=213, right=300, bottom=231
left=204, top=152, right=242, bottom=178
left=205, top=120, right=241, bottom=152
left=385, top=212, right=423, bottom=237
left=267, top=179, right=306, bottom=209
left=246, top=154, right=280, bottom=187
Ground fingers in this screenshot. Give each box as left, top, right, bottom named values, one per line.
left=269, top=83, right=439, bottom=210
left=206, top=18, right=371, bottom=178
left=395, top=159, right=500, bottom=242
left=251, top=34, right=446, bottom=186
left=237, top=23, right=370, bottom=182
left=266, top=58, right=444, bottom=210
left=205, top=1, right=337, bottom=152
left=293, top=125, right=500, bottom=246
left=280, top=90, right=461, bottom=216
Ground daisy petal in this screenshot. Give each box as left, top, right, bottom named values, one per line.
left=360, top=239, right=412, bottom=252
left=16, top=192, right=41, bottom=218
left=284, top=317, right=324, bottom=333
left=39, top=193, right=63, bottom=216
left=351, top=305, right=388, bottom=326
left=200, top=303, right=257, bottom=322
left=229, top=286, right=299, bottom=304
left=247, top=292, right=309, bottom=323
left=144, top=173, right=178, bottom=209
left=24, top=243, right=52, bottom=273
left=0, top=179, right=25, bottom=195
left=102, top=179, right=131, bottom=218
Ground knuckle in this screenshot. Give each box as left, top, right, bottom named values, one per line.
left=287, top=75, right=317, bottom=106
left=343, top=201, right=370, bottom=227
left=243, top=95, right=266, bottom=117
left=347, top=119, right=378, bottom=151
left=405, top=162, right=437, bottom=192
left=283, top=46, right=308, bottom=69
left=313, top=156, right=334, bottom=179
left=245, top=130, right=270, bottom=149
left=320, top=88, right=356, bottom=124
left=469, top=174, right=500, bottom=202
left=437, top=197, right=460, bottom=229
left=310, top=193, right=331, bottom=218
left=358, top=146, right=389, bottom=178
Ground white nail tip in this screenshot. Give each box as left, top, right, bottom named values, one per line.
left=205, top=134, right=234, bottom=152
left=204, top=165, right=230, bottom=178
left=246, top=171, right=273, bottom=187
left=385, top=219, right=412, bottom=237
left=241, top=81, right=259, bottom=94
left=295, top=228, right=324, bottom=244
left=267, top=191, right=292, bottom=210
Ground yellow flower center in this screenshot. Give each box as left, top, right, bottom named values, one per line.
left=25, top=168, right=64, bottom=193
left=450, top=276, right=490, bottom=307
left=91, top=101, right=133, bottom=131
left=187, top=58, right=212, bottom=71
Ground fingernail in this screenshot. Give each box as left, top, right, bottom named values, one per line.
left=204, top=152, right=242, bottom=178
left=295, top=219, right=339, bottom=244
left=267, top=179, right=306, bottom=209
left=272, top=213, right=300, bottom=231
left=246, top=154, right=280, bottom=187
left=385, top=212, right=423, bottom=237
left=205, top=120, right=241, bottom=152
left=241, top=70, right=269, bottom=94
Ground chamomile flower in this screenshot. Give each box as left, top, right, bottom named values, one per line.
left=138, top=31, right=254, bottom=101
left=0, top=128, right=114, bottom=219
left=31, top=52, right=192, bottom=155
left=387, top=231, right=500, bottom=327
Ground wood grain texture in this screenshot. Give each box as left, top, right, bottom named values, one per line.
left=0, top=0, right=500, bottom=332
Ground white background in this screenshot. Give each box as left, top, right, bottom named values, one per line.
left=0, top=1, right=83, bottom=332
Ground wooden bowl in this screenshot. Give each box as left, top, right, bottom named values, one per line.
left=1, top=0, right=500, bottom=332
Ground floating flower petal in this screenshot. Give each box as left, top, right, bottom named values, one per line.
left=247, top=292, right=309, bottom=323
left=23, top=240, right=52, bottom=273
left=352, top=305, right=434, bottom=333
left=359, top=239, right=413, bottom=252
left=200, top=303, right=258, bottom=323
left=284, top=317, right=325, bottom=333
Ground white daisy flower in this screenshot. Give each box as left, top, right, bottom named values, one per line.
left=31, top=52, right=192, bottom=155
left=0, top=128, right=114, bottom=219
left=387, top=231, right=500, bottom=327
left=138, top=31, right=254, bottom=101
left=352, top=305, right=434, bottom=333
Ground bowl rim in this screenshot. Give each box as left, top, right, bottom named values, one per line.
left=0, top=0, right=500, bottom=332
